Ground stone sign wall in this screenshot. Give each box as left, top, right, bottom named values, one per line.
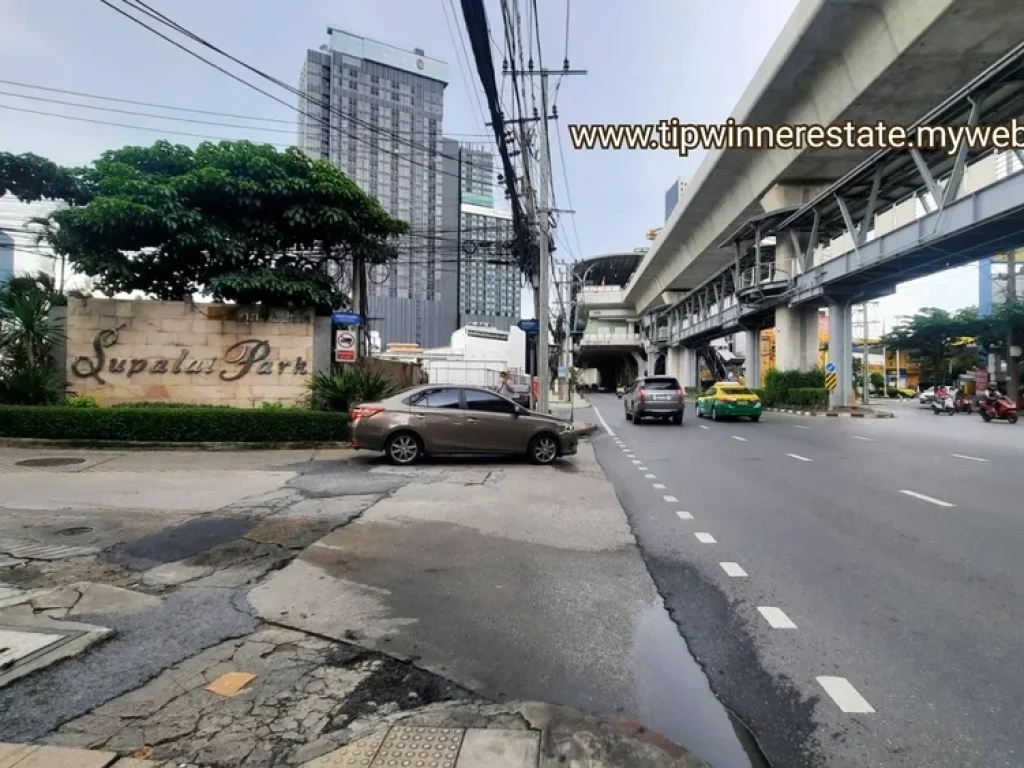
left=60, top=299, right=318, bottom=407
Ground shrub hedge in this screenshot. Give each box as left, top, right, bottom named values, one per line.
left=0, top=405, right=349, bottom=443
left=785, top=388, right=829, bottom=408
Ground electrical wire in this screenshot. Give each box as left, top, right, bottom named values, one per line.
left=0, top=77, right=497, bottom=139
left=119, top=0, right=467, bottom=167
left=440, top=0, right=489, bottom=132
left=96, top=0, right=463, bottom=181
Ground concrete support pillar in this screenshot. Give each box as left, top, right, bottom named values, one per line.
left=673, top=346, right=696, bottom=389
left=744, top=328, right=761, bottom=388
left=774, top=305, right=820, bottom=371
left=827, top=299, right=853, bottom=408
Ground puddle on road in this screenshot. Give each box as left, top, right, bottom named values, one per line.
left=632, top=605, right=770, bottom=768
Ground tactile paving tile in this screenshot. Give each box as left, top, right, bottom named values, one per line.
left=308, top=729, right=388, bottom=766
left=369, top=725, right=465, bottom=768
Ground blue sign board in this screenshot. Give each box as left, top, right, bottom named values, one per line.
left=331, top=311, right=362, bottom=326
left=825, top=361, right=837, bottom=373
left=517, top=319, right=540, bottom=334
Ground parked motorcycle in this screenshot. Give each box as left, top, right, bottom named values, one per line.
left=978, top=390, right=1018, bottom=424
left=932, top=388, right=955, bottom=415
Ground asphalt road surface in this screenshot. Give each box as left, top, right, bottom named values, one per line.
left=587, top=393, right=1024, bottom=768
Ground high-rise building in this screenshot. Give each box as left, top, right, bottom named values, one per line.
left=664, top=176, right=690, bottom=222
left=440, top=139, right=520, bottom=332
left=297, top=27, right=452, bottom=348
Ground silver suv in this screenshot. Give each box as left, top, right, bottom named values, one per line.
left=624, top=376, right=685, bottom=425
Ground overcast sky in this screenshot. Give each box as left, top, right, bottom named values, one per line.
left=0, top=0, right=980, bottom=328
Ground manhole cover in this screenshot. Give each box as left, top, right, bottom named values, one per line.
left=15, top=457, right=87, bottom=468
left=55, top=526, right=93, bottom=537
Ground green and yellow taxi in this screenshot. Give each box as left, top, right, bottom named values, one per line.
left=696, top=382, right=762, bottom=421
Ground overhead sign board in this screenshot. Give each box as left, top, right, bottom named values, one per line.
left=335, top=330, right=357, bottom=363
left=517, top=319, right=540, bottom=334
left=331, top=311, right=362, bottom=326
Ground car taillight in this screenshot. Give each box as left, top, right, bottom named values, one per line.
left=638, top=388, right=645, bottom=403
left=349, top=405, right=385, bottom=421
left=678, top=389, right=684, bottom=404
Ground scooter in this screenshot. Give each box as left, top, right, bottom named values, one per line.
left=932, top=391, right=955, bottom=415
left=616, top=384, right=627, bottom=399
left=978, top=392, right=1018, bottom=424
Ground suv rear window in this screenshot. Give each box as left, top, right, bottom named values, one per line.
left=642, top=378, right=680, bottom=390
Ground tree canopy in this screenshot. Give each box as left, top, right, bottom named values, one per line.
left=5, top=141, right=408, bottom=313
left=0, top=152, right=92, bottom=205
left=882, top=307, right=980, bottom=379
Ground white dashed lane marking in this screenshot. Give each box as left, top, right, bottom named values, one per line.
left=793, top=425, right=810, bottom=430
left=757, top=607, right=797, bottom=629
left=653, top=483, right=666, bottom=489
left=663, top=495, right=678, bottom=503
left=591, top=404, right=615, bottom=438
left=699, top=425, right=710, bottom=430
left=720, top=562, right=748, bottom=577
left=632, top=460, right=642, bottom=464
left=676, top=511, right=693, bottom=520
left=694, top=532, right=716, bottom=544
left=637, top=466, right=648, bottom=471
left=787, top=453, right=813, bottom=462
left=644, top=473, right=657, bottom=479
left=899, top=489, right=955, bottom=507
left=951, top=453, right=988, bottom=462
left=731, top=435, right=747, bottom=442
left=817, top=676, right=876, bottom=714
left=852, top=435, right=873, bottom=441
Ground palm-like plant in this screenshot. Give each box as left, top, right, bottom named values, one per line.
left=0, top=273, right=64, bottom=367
left=0, top=272, right=66, bottom=405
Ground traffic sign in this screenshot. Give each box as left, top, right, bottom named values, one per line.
left=331, top=311, right=362, bottom=326
left=517, top=319, right=540, bottom=334
left=825, top=372, right=838, bottom=391
left=335, top=330, right=357, bottom=363
left=825, top=361, right=837, bottom=373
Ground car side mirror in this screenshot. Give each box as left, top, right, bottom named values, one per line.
left=514, top=405, right=527, bottom=417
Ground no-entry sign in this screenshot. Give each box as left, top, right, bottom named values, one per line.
left=335, top=330, right=357, bottom=362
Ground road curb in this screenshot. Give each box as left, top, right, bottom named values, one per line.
left=764, top=408, right=894, bottom=419
left=0, top=437, right=352, bottom=451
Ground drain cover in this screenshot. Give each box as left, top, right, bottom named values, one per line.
left=55, top=526, right=93, bottom=537
left=15, top=457, right=87, bottom=468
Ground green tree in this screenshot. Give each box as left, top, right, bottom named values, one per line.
left=24, top=141, right=408, bottom=312
left=0, top=152, right=92, bottom=204
left=870, top=371, right=885, bottom=391
left=882, top=307, right=978, bottom=383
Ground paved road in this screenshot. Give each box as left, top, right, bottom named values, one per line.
left=587, top=393, right=1024, bottom=768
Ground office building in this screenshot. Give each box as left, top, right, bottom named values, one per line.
left=297, top=27, right=452, bottom=348
left=664, top=176, right=690, bottom=222
left=439, top=139, right=520, bottom=331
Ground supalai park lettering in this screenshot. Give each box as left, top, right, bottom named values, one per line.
left=72, top=328, right=309, bottom=385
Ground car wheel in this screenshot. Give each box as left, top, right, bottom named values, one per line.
left=625, top=405, right=632, bottom=421
left=750, top=415, right=760, bottom=422
left=385, top=431, right=422, bottom=465
left=633, top=410, right=642, bottom=425
left=672, top=414, right=683, bottom=425
left=711, top=405, right=719, bottom=421
left=528, top=433, right=559, bottom=465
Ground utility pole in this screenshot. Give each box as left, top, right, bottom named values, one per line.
left=1007, top=252, right=1019, bottom=407
left=520, top=66, right=585, bottom=412
left=862, top=302, right=870, bottom=405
